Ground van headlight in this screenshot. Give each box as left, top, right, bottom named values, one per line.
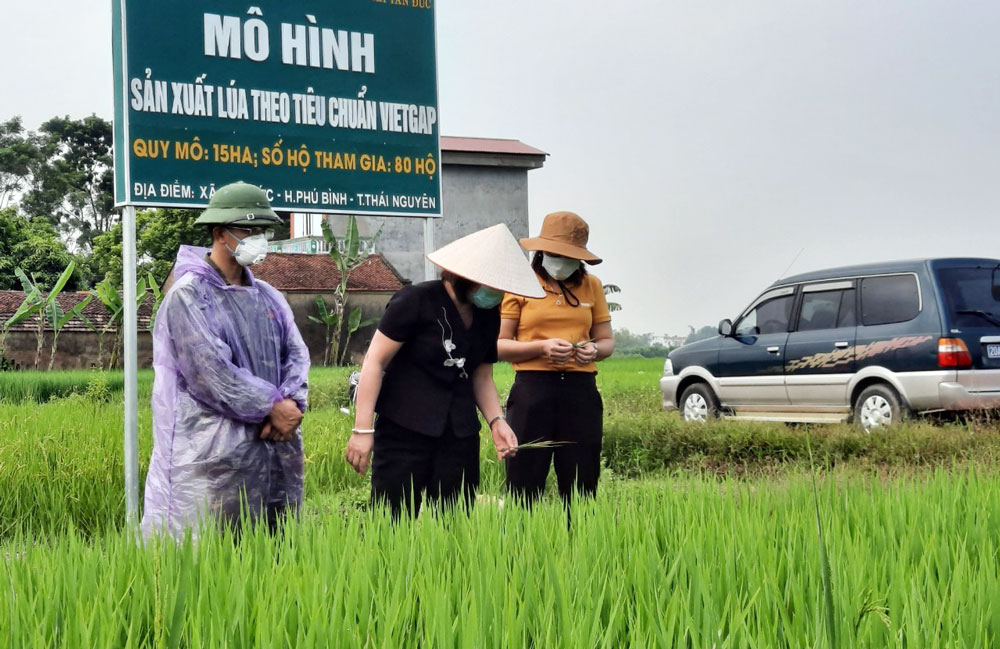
left=663, top=359, right=674, bottom=376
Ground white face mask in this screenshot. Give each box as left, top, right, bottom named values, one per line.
left=226, top=231, right=269, bottom=266
left=542, top=253, right=581, bottom=281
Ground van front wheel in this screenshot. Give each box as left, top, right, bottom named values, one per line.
left=679, top=383, right=720, bottom=423
left=854, top=384, right=907, bottom=432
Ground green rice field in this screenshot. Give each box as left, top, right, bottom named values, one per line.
left=2, top=358, right=1000, bottom=647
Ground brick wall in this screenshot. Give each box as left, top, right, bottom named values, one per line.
left=2, top=330, right=154, bottom=370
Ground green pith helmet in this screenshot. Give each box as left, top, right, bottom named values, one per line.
left=193, top=182, right=283, bottom=227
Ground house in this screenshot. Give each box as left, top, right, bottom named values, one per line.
left=272, top=136, right=548, bottom=283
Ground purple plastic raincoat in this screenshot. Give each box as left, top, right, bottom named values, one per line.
left=141, top=246, right=310, bottom=539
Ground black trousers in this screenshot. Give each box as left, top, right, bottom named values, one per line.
left=504, top=371, right=603, bottom=505
left=371, top=416, right=480, bottom=519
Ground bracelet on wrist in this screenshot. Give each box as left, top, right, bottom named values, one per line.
left=351, top=428, right=375, bottom=435
left=488, top=415, right=505, bottom=428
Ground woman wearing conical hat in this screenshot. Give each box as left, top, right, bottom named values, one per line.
left=344, top=224, right=544, bottom=518
left=498, top=211, right=615, bottom=506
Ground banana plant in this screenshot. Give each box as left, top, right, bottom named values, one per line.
left=340, top=306, right=379, bottom=365
left=14, top=269, right=45, bottom=369
left=92, top=278, right=120, bottom=369
left=16, top=262, right=76, bottom=369
left=307, top=296, right=339, bottom=366
left=319, top=216, right=383, bottom=365
left=92, top=275, right=148, bottom=369
left=603, top=283, right=622, bottom=313
left=46, top=293, right=93, bottom=371
left=1, top=273, right=44, bottom=364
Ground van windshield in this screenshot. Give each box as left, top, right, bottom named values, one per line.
left=936, top=266, right=1000, bottom=328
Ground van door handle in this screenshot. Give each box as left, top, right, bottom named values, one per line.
left=834, top=342, right=849, bottom=349
left=767, top=346, right=780, bottom=354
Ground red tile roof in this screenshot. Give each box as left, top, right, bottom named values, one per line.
left=0, top=291, right=154, bottom=332
left=251, top=253, right=405, bottom=292
left=441, top=136, right=547, bottom=157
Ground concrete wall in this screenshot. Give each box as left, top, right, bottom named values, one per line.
left=3, top=330, right=154, bottom=370
left=359, top=164, right=532, bottom=283
left=283, top=290, right=393, bottom=366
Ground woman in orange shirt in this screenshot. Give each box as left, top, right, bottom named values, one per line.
left=498, top=211, right=615, bottom=505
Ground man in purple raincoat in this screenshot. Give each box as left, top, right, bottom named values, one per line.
left=141, top=182, right=310, bottom=540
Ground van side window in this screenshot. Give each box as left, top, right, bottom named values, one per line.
left=798, top=290, right=854, bottom=331
left=736, top=295, right=795, bottom=336
left=861, top=275, right=920, bottom=326
left=837, top=289, right=856, bottom=327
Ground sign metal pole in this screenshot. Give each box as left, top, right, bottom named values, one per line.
left=122, top=205, right=140, bottom=524
left=423, top=217, right=435, bottom=281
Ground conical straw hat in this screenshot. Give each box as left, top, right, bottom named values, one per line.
left=426, top=224, right=545, bottom=298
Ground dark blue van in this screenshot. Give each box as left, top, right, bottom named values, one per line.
left=660, top=258, right=1000, bottom=429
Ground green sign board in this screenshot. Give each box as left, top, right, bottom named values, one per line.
left=112, top=0, right=440, bottom=217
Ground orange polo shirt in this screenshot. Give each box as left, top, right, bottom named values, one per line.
left=500, top=273, right=612, bottom=373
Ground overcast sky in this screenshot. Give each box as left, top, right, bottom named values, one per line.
left=4, top=1, right=1000, bottom=336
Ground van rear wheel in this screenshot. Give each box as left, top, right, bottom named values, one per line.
left=679, top=383, right=720, bottom=423
left=854, top=384, right=907, bottom=432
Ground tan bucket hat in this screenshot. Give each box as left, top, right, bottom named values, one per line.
left=426, top=224, right=545, bottom=298
left=519, top=211, right=602, bottom=264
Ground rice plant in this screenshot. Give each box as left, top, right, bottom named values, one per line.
left=4, top=359, right=1000, bottom=647
left=3, top=471, right=1000, bottom=647
left=0, top=369, right=128, bottom=403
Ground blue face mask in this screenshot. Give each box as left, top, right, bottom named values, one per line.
left=468, top=285, right=503, bottom=309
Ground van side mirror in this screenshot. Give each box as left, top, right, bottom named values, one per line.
left=718, top=319, right=733, bottom=337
